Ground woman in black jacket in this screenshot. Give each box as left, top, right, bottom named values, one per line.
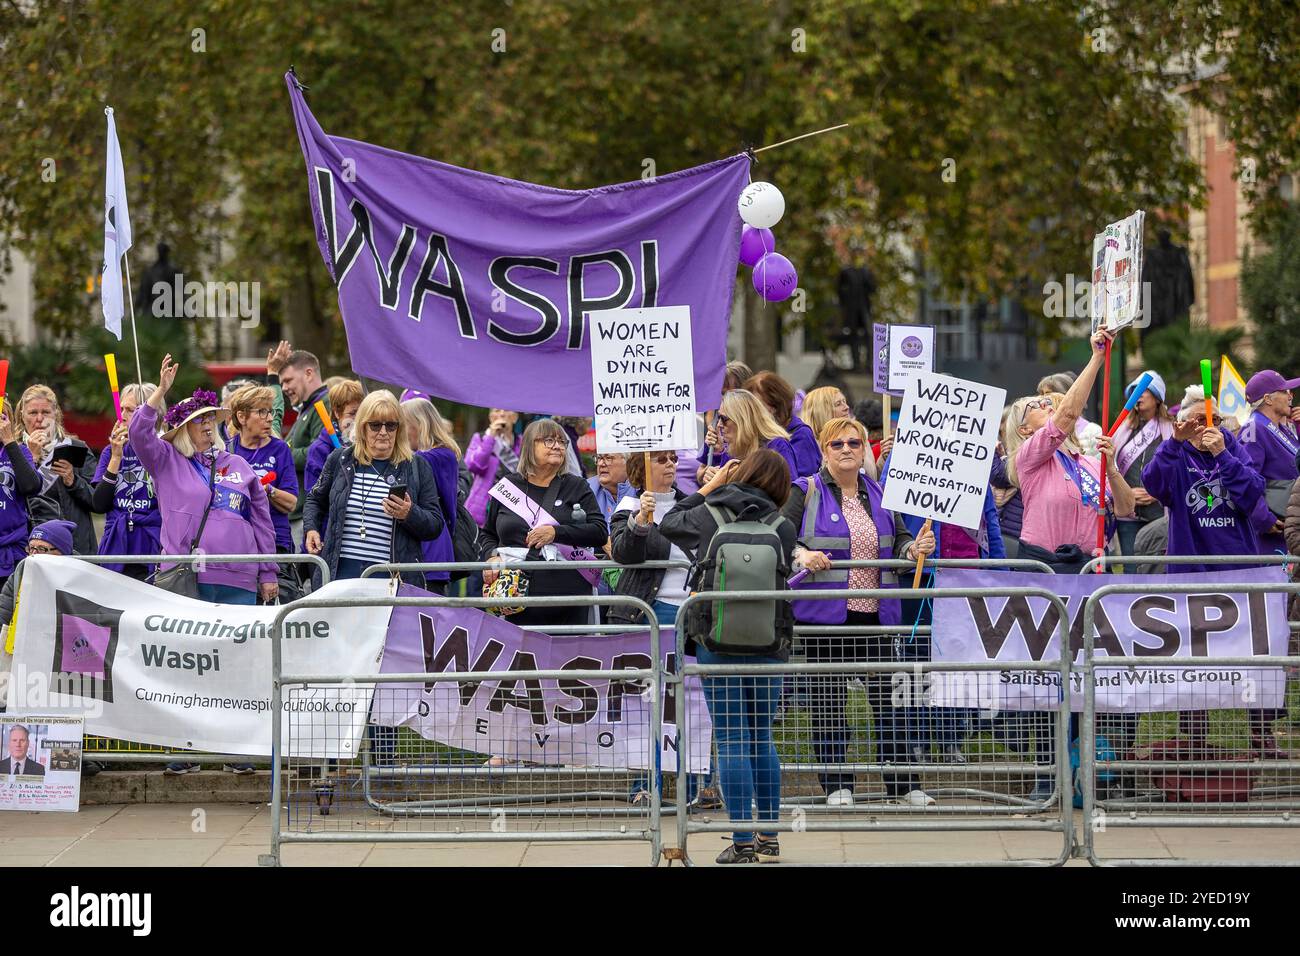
left=609, top=450, right=692, bottom=626
left=480, top=418, right=608, bottom=628
left=659, top=449, right=797, bottom=864
left=304, top=390, right=443, bottom=588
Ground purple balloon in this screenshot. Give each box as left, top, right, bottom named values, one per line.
left=738, top=226, right=776, bottom=267
left=752, top=252, right=798, bottom=302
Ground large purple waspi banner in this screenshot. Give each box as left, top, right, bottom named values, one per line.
left=286, top=74, right=750, bottom=415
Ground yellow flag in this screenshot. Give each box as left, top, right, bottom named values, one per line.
left=1218, top=354, right=1249, bottom=424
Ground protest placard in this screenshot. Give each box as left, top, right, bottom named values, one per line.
left=589, top=306, right=696, bottom=452
left=887, top=324, right=935, bottom=394
left=881, top=372, right=1006, bottom=531
left=872, top=322, right=891, bottom=394
left=0, top=714, right=84, bottom=812
left=1090, top=210, right=1145, bottom=331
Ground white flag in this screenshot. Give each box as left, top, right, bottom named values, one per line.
left=102, top=107, right=133, bottom=340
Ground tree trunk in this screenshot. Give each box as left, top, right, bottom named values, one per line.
left=741, top=281, right=779, bottom=373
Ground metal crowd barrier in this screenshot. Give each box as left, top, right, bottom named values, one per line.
left=261, top=591, right=663, bottom=868
left=1080, top=571, right=1300, bottom=866
left=1081, top=554, right=1293, bottom=575
left=10, top=553, right=328, bottom=767
left=673, top=582, right=1076, bottom=866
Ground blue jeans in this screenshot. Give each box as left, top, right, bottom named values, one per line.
left=695, top=644, right=783, bottom=843
left=629, top=601, right=710, bottom=802
left=197, top=583, right=256, bottom=605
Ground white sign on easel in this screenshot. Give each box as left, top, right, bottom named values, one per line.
left=0, top=714, right=85, bottom=812
left=589, top=306, right=697, bottom=452
left=880, top=372, right=1005, bottom=531
left=1090, top=210, right=1145, bottom=332
left=887, top=324, right=935, bottom=394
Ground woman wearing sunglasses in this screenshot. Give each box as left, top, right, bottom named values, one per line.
left=781, top=417, right=936, bottom=808
left=304, top=389, right=445, bottom=588
left=608, top=448, right=720, bottom=808
left=701, top=388, right=799, bottom=483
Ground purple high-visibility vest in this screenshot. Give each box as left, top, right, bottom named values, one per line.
left=791, top=472, right=902, bottom=626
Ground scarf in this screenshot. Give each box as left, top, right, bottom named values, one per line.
left=1114, top=415, right=1173, bottom=477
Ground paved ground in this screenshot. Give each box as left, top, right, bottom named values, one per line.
left=4, top=802, right=1299, bottom=866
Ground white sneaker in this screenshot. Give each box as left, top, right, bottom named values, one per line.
left=902, top=789, right=936, bottom=807
left=944, top=744, right=967, bottom=764
left=825, top=788, right=855, bottom=808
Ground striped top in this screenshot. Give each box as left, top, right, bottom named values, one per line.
left=338, top=465, right=395, bottom=564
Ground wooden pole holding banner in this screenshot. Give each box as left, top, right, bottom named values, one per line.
left=911, top=518, right=932, bottom=589
left=1095, top=338, right=1112, bottom=572
left=882, top=394, right=892, bottom=441
left=122, top=257, right=144, bottom=385
left=752, top=123, right=850, bottom=155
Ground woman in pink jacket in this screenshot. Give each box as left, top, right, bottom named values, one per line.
left=463, top=408, right=521, bottom=525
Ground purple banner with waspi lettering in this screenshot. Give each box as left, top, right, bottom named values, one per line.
left=370, top=587, right=711, bottom=772
left=931, top=568, right=1290, bottom=713
left=287, top=74, right=750, bottom=415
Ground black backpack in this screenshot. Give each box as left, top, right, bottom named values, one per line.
left=449, top=468, right=479, bottom=580
left=683, top=504, right=793, bottom=656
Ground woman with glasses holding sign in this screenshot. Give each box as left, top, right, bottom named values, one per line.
left=782, top=416, right=935, bottom=807
left=480, top=418, right=607, bottom=629
left=1006, top=329, right=1134, bottom=572
left=304, top=390, right=444, bottom=587
left=227, top=385, right=299, bottom=560
left=1002, top=330, right=1134, bottom=800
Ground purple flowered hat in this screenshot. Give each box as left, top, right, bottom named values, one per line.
left=162, top=388, right=230, bottom=441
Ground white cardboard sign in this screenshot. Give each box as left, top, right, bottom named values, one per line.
left=887, top=324, right=935, bottom=394
left=881, top=372, right=1006, bottom=531
left=1090, top=209, right=1145, bottom=331
left=589, top=306, right=696, bottom=452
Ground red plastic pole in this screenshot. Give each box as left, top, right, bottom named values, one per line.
left=1096, top=339, right=1112, bottom=572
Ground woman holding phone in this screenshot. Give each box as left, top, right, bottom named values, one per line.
left=304, top=390, right=444, bottom=586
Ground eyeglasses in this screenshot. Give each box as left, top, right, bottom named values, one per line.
left=1186, top=416, right=1224, bottom=428
left=1019, top=398, right=1053, bottom=424
left=827, top=439, right=864, bottom=451
left=250, top=408, right=274, bottom=419
left=595, top=454, right=623, bottom=464
left=26, top=544, right=59, bottom=555
left=649, top=452, right=679, bottom=464
left=366, top=421, right=400, bottom=433
left=538, top=436, right=569, bottom=449
left=715, top=414, right=732, bottom=427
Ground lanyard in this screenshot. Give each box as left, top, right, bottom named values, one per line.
left=1055, top=450, right=1108, bottom=511
left=1267, top=419, right=1299, bottom=456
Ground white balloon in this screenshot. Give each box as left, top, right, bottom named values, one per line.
left=737, top=181, right=785, bottom=228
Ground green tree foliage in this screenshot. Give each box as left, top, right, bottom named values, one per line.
left=4, top=0, right=1285, bottom=376
left=1244, top=205, right=1300, bottom=375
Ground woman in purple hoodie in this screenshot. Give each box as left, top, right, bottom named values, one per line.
left=745, top=371, right=820, bottom=479
left=130, top=355, right=278, bottom=606
left=1142, top=385, right=1284, bottom=758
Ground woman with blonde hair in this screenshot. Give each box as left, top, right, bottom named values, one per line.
left=803, top=386, right=882, bottom=480
left=227, top=384, right=298, bottom=556
left=304, top=390, right=444, bottom=587
left=16, top=384, right=97, bottom=553
left=702, top=388, right=798, bottom=481
left=402, top=397, right=463, bottom=594
left=91, top=383, right=164, bottom=579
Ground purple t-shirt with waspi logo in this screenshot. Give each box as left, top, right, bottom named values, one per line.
left=229, top=437, right=299, bottom=552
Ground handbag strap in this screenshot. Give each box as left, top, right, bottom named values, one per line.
left=186, top=454, right=218, bottom=556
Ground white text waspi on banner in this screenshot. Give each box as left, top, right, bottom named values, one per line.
left=8, top=559, right=391, bottom=757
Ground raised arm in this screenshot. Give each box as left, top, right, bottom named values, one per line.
left=1050, top=329, right=1113, bottom=437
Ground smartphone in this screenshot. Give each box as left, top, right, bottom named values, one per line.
left=386, top=482, right=408, bottom=500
